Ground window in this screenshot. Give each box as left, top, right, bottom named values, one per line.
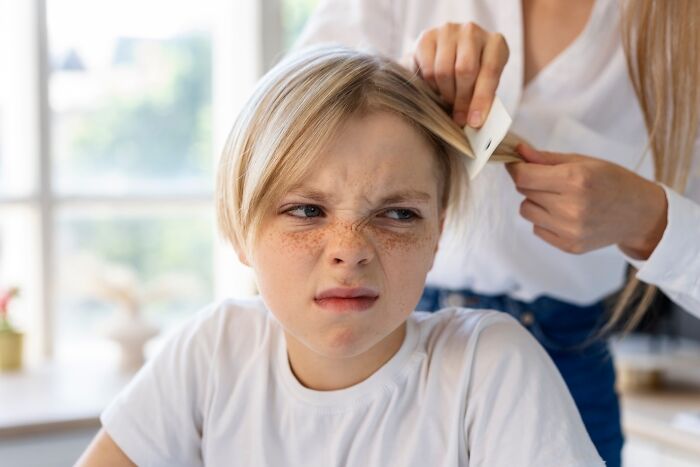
left=0, top=0, right=320, bottom=366
left=0, top=0, right=43, bottom=362
left=46, top=0, right=218, bottom=362
left=49, top=0, right=215, bottom=196
left=282, top=0, right=320, bottom=49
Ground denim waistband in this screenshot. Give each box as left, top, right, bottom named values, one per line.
left=418, top=286, right=610, bottom=351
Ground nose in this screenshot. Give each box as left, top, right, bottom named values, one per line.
left=326, top=223, right=375, bottom=267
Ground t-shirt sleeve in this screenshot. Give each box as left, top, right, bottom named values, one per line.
left=100, top=306, right=218, bottom=467
left=464, top=315, right=604, bottom=467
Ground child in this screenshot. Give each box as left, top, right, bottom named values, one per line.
left=77, top=46, right=603, bottom=466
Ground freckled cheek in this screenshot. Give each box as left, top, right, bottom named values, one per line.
left=373, top=227, right=439, bottom=289
left=278, top=229, right=327, bottom=257
left=253, top=228, right=322, bottom=275
left=253, top=230, right=323, bottom=311
left=375, top=230, right=438, bottom=314
left=371, top=225, right=440, bottom=261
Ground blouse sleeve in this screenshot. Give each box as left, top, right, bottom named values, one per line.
left=621, top=140, right=700, bottom=319
left=293, top=0, right=402, bottom=58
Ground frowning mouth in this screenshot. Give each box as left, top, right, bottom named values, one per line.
left=314, top=287, right=379, bottom=313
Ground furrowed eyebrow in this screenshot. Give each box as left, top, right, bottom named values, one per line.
left=378, top=190, right=432, bottom=205
left=285, top=188, right=335, bottom=204
left=285, top=188, right=432, bottom=205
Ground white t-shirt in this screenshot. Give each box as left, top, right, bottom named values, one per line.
left=101, top=298, right=603, bottom=466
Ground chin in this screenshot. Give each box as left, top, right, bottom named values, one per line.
left=312, top=327, right=379, bottom=359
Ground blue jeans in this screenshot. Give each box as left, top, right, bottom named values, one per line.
left=418, top=287, right=623, bottom=467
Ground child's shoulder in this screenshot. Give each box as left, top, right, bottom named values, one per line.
left=412, top=307, right=520, bottom=340
left=186, top=296, right=269, bottom=330
left=163, top=296, right=274, bottom=358
left=411, top=307, right=533, bottom=363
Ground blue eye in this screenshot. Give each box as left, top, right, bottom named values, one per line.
left=286, top=205, right=324, bottom=218
left=384, top=208, right=418, bottom=221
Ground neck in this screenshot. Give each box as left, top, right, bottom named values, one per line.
left=521, top=0, right=596, bottom=86
left=285, top=322, right=407, bottom=391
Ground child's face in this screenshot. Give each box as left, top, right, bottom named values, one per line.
left=251, top=111, right=445, bottom=362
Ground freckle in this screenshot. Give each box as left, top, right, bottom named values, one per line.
left=368, top=226, right=435, bottom=254
left=280, top=228, right=325, bottom=254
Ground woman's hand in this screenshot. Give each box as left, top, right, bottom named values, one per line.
left=506, top=144, right=668, bottom=260
left=402, top=22, right=509, bottom=128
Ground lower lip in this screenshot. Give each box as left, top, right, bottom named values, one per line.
left=314, top=296, right=378, bottom=313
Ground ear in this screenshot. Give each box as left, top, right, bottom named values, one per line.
left=435, top=211, right=446, bottom=252
left=233, top=243, right=251, bottom=267
left=429, top=211, right=446, bottom=269
left=438, top=212, right=446, bottom=237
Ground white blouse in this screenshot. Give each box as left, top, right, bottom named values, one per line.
left=296, top=0, right=700, bottom=317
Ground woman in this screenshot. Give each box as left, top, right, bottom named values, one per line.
left=295, top=1, right=700, bottom=466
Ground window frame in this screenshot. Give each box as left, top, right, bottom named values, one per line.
left=0, top=0, right=283, bottom=363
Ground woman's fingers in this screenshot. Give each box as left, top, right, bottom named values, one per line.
left=467, top=32, right=509, bottom=128
left=414, top=29, right=439, bottom=93
left=453, top=24, right=483, bottom=125
left=411, top=22, right=509, bottom=127
left=519, top=198, right=554, bottom=230
left=523, top=199, right=587, bottom=253
left=532, top=225, right=575, bottom=252
left=434, top=26, right=459, bottom=104
left=506, top=161, right=566, bottom=193
left=521, top=201, right=590, bottom=253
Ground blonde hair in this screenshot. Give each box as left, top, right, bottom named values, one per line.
left=606, top=0, right=700, bottom=333
left=216, top=46, right=474, bottom=255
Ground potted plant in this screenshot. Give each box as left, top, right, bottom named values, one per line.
left=0, top=287, right=23, bottom=372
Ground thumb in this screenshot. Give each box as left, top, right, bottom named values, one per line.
left=517, top=143, right=569, bottom=165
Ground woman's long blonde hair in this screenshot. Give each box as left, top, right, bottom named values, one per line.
left=216, top=46, right=474, bottom=256
left=606, top=0, right=700, bottom=333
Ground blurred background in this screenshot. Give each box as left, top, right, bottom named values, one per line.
left=0, top=1, right=698, bottom=466
left=0, top=0, right=318, bottom=464
left=0, top=0, right=317, bottom=368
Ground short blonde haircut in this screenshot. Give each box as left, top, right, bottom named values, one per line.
left=216, top=46, right=474, bottom=254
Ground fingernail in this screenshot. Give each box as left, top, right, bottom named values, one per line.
left=453, top=112, right=467, bottom=125
left=468, top=110, right=482, bottom=127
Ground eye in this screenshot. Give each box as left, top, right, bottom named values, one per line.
left=382, top=208, right=420, bottom=221
left=285, top=204, right=324, bottom=218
